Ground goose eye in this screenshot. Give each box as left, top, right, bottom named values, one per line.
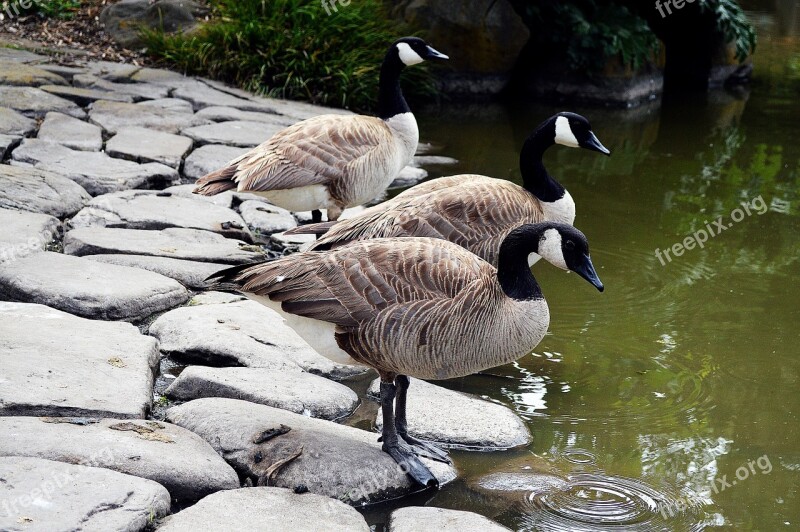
left=565, top=240, right=576, bottom=251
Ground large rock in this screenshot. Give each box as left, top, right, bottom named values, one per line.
left=0, top=165, right=90, bottom=218
left=100, top=0, right=205, bottom=48
left=0, top=61, right=68, bottom=86
left=239, top=199, right=298, bottom=237
left=0, top=86, right=85, bottom=118
left=166, top=366, right=359, bottom=421
left=40, top=84, right=134, bottom=106
left=0, top=106, right=37, bottom=136
left=0, top=208, right=60, bottom=265
left=85, top=254, right=228, bottom=290
left=89, top=99, right=209, bottom=134
left=157, top=487, right=369, bottom=531
left=0, top=457, right=170, bottom=532
left=0, top=252, right=189, bottom=321
left=389, top=507, right=511, bottom=532
left=166, top=398, right=456, bottom=504
left=64, top=226, right=264, bottom=264
left=149, top=299, right=368, bottom=380
left=0, top=417, right=239, bottom=503
left=195, top=105, right=297, bottom=126
left=0, top=302, right=159, bottom=417
left=182, top=143, right=249, bottom=181
left=70, top=189, right=252, bottom=240
left=182, top=120, right=283, bottom=147
left=37, top=111, right=103, bottom=151
left=368, top=378, right=531, bottom=449
left=106, top=127, right=194, bottom=168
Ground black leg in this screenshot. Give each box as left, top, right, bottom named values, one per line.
left=395, top=375, right=452, bottom=464
left=311, top=209, right=323, bottom=224
left=380, top=380, right=438, bottom=488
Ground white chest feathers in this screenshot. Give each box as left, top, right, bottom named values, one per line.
left=384, top=112, right=419, bottom=166
left=540, top=190, right=576, bottom=225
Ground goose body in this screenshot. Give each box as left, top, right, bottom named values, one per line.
left=193, top=38, right=448, bottom=222
left=290, top=112, right=609, bottom=260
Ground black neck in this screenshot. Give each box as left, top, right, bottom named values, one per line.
left=519, top=121, right=566, bottom=202
left=497, top=225, right=546, bottom=301
left=377, top=53, right=410, bottom=120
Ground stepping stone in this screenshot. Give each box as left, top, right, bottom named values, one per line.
left=182, top=120, right=283, bottom=147
left=390, top=166, right=429, bottom=188
left=38, top=64, right=87, bottom=80
left=0, top=165, right=90, bottom=218
left=164, top=183, right=237, bottom=208
left=0, top=457, right=170, bottom=532
left=0, top=48, right=47, bottom=63
left=0, top=208, right=60, bottom=265
left=0, top=134, right=18, bottom=159
left=173, top=80, right=276, bottom=111
left=412, top=155, right=459, bottom=167
left=85, top=254, right=229, bottom=290
left=188, top=290, right=245, bottom=306
left=131, top=66, right=188, bottom=85
left=368, top=378, right=531, bottom=449
left=86, top=60, right=142, bottom=81
left=138, top=97, right=195, bottom=113
left=0, top=61, right=68, bottom=86
left=0, top=106, right=37, bottom=136
left=270, top=230, right=316, bottom=251
left=166, top=398, right=457, bottom=505
left=64, top=226, right=264, bottom=264
left=40, top=84, right=134, bottom=106
left=0, top=417, right=240, bottom=503
left=149, top=299, right=367, bottom=380
left=89, top=99, right=209, bottom=134
left=0, top=86, right=85, bottom=119
left=157, top=487, right=369, bottom=532
left=166, top=366, right=359, bottom=421
left=12, top=139, right=180, bottom=195
left=106, top=127, right=194, bottom=168
left=389, top=507, right=511, bottom=532
left=0, top=252, right=189, bottom=321
left=239, top=200, right=297, bottom=237
left=37, top=112, right=103, bottom=151
left=240, top=91, right=354, bottom=121
left=73, top=73, right=171, bottom=101
left=0, top=302, right=159, bottom=417
left=182, top=143, right=249, bottom=180
left=195, top=105, right=297, bottom=127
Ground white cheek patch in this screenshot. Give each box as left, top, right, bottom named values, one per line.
left=396, top=42, right=424, bottom=66
left=538, top=228, right=568, bottom=270
left=554, top=115, right=580, bottom=148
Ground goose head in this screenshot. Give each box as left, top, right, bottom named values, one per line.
left=390, top=37, right=449, bottom=67
left=532, top=224, right=604, bottom=292
left=550, top=112, right=610, bottom=155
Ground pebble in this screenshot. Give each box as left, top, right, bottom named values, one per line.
left=37, top=111, right=103, bottom=151
left=0, top=165, right=91, bottom=218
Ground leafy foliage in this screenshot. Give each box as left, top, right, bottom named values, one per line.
left=142, top=0, right=434, bottom=112
left=699, top=0, right=757, bottom=60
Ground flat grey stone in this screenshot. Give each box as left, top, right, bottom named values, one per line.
left=157, top=487, right=369, bottom=532
left=149, top=299, right=366, bottom=379
left=106, top=127, right=193, bottom=168
left=0, top=48, right=48, bottom=63
left=389, top=507, right=511, bottom=532
left=0, top=457, right=170, bottom=532
left=0, top=208, right=60, bottom=265
left=131, top=66, right=189, bottom=85
left=239, top=200, right=297, bottom=237
left=390, top=166, right=429, bottom=188
left=138, top=97, right=195, bottom=113
left=0, top=165, right=90, bottom=218
left=0, top=417, right=239, bottom=503
left=195, top=105, right=296, bottom=126
left=412, top=155, right=459, bottom=167
left=86, top=60, right=142, bottom=81
left=0, top=106, right=37, bottom=136
left=163, top=183, right=237, bottom=208
left=187, top=290, right=245, bottom=305
left=270, top=230, right=316, bottom=252
left=166, top=398, right=456, bottom=505
left=294, top=205, right=366, bottom=223
left=166, top=366, right=359, bottom=421
left=369, top=377, right=531, bottom=449
left=0, top=302, right=159, bottom=417
left=182, top=120, right=283, bottom=147
left=89, top=99, right=209, bottom=134
left=0, top=86, right=85, bottom=118
left=85, top=254, right=228, bottom=290
left=0, top=60, right=68, bottom=86
left=37, top=112, right=103, bottom=151
left=182, top=143, right=250, bottom=180
left=0, top=134, right=18, bottom=159
left=38, top=64, right=87, bottom=80
left=173, top=80, right=276, bottom=111
left=40, top=84, right=134, bottom=106
left=0, top=252, right=189, bottom=321
left=64, top=226, right=264, bottom=264
left=73, top=73, right=171, bottom=101
left=241, top=92, right=353, bottom=121
left=12, top=139, right=180, bottom=195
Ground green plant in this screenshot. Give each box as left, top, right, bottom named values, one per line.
left=2, top=0, right=81, bottom=20
left=142, top=0, right=434, bottom=112
left=699, top=0, right=757, bottom=60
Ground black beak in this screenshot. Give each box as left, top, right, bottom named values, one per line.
left=582, top=131, right=611, bottom=156
left=425, top=45, right=449, bottom=60
left=573, top=254, right=604, bottom=292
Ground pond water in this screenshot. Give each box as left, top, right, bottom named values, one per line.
left=361, top=3, right=800, bottom=530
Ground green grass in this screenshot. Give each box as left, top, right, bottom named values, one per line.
left=142, top=0, right=435, bottom=112
left=2, top=0, right=81, bottom=20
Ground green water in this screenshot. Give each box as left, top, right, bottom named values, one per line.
left=365, top=5, right=800, bottom=530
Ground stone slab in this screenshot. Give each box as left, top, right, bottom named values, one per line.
left=73, top=73, right=171, bottom=101
left=89, top=99, right=209, bottom=134
left=389, top=507, right=511, bottom=532
left=195, top=105, right=296, bottom=127
left=106, top=127, right=194, bottom=168
left=0, top=208, right=60, bottom=265
left=0, top=86, right=85, bottom=118
left=0, top=165, right=90, bottom=218
left=182, top=120, right=283, bottom=147
left=182, top=143, right=249, bottom=181
left=37, top=112, right=103, bottom=151
left=40, top=84, right=134, bottom=106
left=0, top=106, right=37, bottom=136
left=0, top=61, right=68, bottom=86
left=85, top=254, right=228, bottom=290
left=239, top=199, right=297, bottom=237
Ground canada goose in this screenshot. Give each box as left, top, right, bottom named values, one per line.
left=287, top=112, right=610, bottom=261
left=193, top=37, right=449, bottom=224
left=210, top=222, right=604, bottom=487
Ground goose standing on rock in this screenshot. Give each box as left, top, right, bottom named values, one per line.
left=193, top=37, right=449, bottom=224
left=210, top=222, right=604, bottom=487
left=287, top=112, right=610, bottom=262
